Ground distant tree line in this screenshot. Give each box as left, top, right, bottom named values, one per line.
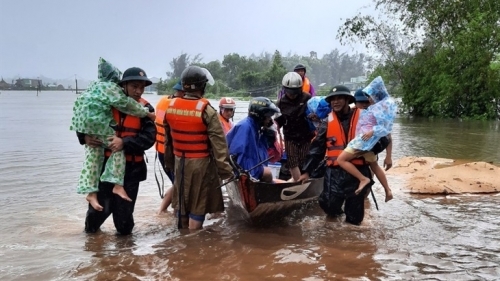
left=338, top=0, right=500, bottom=120
left=156, top=49, right=369, bottom=98
left=0, top=78, right=67, bottom=91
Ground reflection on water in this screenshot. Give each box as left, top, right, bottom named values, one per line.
left=0, top=92, right=499, bottom=280
left=395, top=118, right=500, bottom=163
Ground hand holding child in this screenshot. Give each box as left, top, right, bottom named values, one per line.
left=84, top=135, right=104, bottom=148
left=147, top=112, right=156, bottom=121
left=361, top=130, right=374, bottom=141
left=107, top=136, right=124, bottom=152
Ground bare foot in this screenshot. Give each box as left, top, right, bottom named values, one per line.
left=354, top=177, right=371, bottom=195
left=112, top=184, right=132, bottom=202
left=86, top=193, right=103, bottom=211
left=385, top=189, right=393, bottom=202
left=157, top=208, right=168, bottom=215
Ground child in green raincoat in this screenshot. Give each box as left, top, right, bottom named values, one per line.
left=70, top=58, right=155, bottom=211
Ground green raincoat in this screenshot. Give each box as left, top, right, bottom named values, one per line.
left=70, top=58, right=149, bottom=194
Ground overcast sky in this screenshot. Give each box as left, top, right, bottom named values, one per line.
left=0, top=0, right=374, bottom=80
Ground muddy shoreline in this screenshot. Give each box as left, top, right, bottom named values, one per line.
left=387, top=156, right=500, bottom=194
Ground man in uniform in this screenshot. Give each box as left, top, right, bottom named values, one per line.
left=79, top=67, right=156, bottom=234
left=298, top=86, right=374, bottom=225
left=163, top=65, right=233, bottom=230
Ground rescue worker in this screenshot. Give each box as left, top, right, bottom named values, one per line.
left=78, top=67, right=156, bottom=235
left=156, top=81, right=185, bottom=215
left=163, top=65, right=233, bottom=230
left=226, top=97, right=280, bottom=183
left=297, top=85, right=374, bottom=225
left=218, top=97, right=236, bottom=135
left=275, top=72, right=315, bottom=181
left=293, top=64, right=316, bottom=96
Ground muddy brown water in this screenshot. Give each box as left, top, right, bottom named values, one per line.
left=1, top=91, right=499, bottom=280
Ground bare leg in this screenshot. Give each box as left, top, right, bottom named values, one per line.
left=112, top=184, right=132, bottom=202
left=189, top=218, right=203, bottom=231
left=337, top=150, right=371, bottom=195
left=289, top=166, right=301, bottom=182
left=369, top=162, right=393, bottom=202
left=86, top=192, right=103, bottom=211
left=157, top=187, right=173, bottom=215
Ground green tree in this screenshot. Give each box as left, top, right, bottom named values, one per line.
left=156, top=78, right=178, bottom=95
left=338, top=0, right=500, bottom=119
left=267, top=50, right=287, bottom=86
left=167, top=53, right=202, bottom=79
left=491, top=54, right=500, bottom=72
left=162, top=49, right=370, bottom=98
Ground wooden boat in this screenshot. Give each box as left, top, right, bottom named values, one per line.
left=225, top=156, right=323, bottom=222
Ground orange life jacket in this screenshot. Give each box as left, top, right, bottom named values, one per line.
left=325, top=108, right=366, bottom=166
left=154, top=95, right=173, bottom=153
left=302, top=77, right=312, bottom=94
left=105, top=97, right=149, bottom=162
left=164, top=98, right=210, bottom=158
left=218, top=114, right=233, bottom=136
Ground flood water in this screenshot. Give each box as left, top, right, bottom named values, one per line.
left=1, top=91, right=499, bottom=280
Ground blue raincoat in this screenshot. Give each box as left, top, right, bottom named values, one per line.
left=226, top=116, right=269, bottom=180
left=347, top=76, right=397, bottom=151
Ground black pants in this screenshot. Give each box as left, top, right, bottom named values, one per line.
left=318, top=165, right=372, bottom=225
left=320, top=187, right=369, bottom=225
left=84, top=180, right=140, bottom=235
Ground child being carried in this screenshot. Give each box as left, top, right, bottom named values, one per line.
left=336, top=76, right=397, bottom=202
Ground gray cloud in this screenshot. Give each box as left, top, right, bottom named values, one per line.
left=0, top=0, right=373, bottom=80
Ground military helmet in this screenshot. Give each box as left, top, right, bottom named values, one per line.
left=325, top=85, right=355, bottom=104
left=180, top=66, right=208, bottom=92
left=118, top=67, right=152, bottom=86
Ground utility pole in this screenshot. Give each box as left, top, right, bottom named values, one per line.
left=36, top=76, right=40, bottom=96
left=75, top=74, right=79, bottom=94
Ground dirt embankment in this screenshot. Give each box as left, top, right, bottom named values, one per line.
left=387, top=156, right=500, bottom=194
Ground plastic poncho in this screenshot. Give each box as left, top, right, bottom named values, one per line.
left=306, top=96, right=331, bottom=129
left=70, top=58, right=149, bottom=136
left=226, top=116, right=269, bottom=180
left=347, top=76, right=397, bottom=151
